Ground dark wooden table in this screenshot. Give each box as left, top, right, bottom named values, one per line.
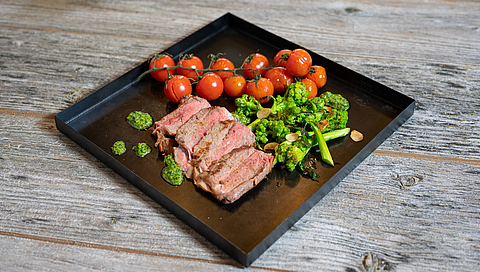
left=1, top=0, right=479, bottom=271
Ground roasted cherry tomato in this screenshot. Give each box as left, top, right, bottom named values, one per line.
left=301, top=78, right=318, bottom=99
left=285, top=49, right=312, bottom=77
left=246, top=78, right=274, bottom=103
left=149, top=54, right=175, bottom=82
left=164, top=75, right=192, bottom=103
left=176, top=54, right=204, bottom=81
left=195, top=73, right=224, bottom=101
left=210, top=58, right=235, bottom=81
left=264, top=67, right=293, bottom=94
left=273, top=49, right=291, bottom=67
left=242, top=53, right=269, bottom=79
left=304, top=65, right=327, bottom=88
left=224, top=75, right=247, bottom=97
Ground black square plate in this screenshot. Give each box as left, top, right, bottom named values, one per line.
left=55, top=13, right=414, bottom=267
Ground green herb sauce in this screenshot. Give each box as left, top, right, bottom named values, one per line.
left=127, top=111, right=153, bottom=130
left=132, top=143, right=151, bottom=157
left=161, top=155, right=183, bottom=186
left=111, top=141, right=126, bottom=155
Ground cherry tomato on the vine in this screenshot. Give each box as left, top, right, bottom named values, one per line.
left=176, top=55, right=204, bottom=81
left=224, top=75, right=247, bottom=97
left=273, top=49, right=291, bottom=67
left=164, top=75, right=192, bottom=103
left=242, top=53, right=269, bottom=79
left=210, top=58, right=235, bottom=81
left=195, top=73, right=224, bottom=101
left=304, top=65, right=327, bottom=88
left=265, top=67, right=293, bottom=94
left=149, top=54, right=175, bottom=82
left=246, top=78, right=274, bottom=103
left=285, top=49, right=312, bottom=77
left=301, top=78, right=318, bottom=99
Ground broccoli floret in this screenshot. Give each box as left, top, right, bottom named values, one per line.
left=235, top=94, right=263, bottom=116
left=307, top=96, right=325, bottom=112
left=323, top=109, right=348, bottom=132
left=253, top=118, right=270, bottom=144
left=268, top=119, right=291, bottom=142
left=320, top=91, right=350, bottom=110
left=284, top=81, right=309, bottom=106
left=274, top=137, right=312, bottom=172
left=269, top=95, right=286, bottom=115
left=232, top=111, right=251, bottom=125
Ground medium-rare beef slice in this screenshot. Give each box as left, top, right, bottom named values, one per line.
left=175, top=106, right=234, bottom=157
left=195, top=146, right=274, bottom=204
left=191, top=120, right=255, bottom=178
left=151, top=95, right=210, bottom=154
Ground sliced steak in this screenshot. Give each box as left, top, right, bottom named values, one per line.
left=175, top=106, right=235, bottom=157
left=194, top=146, right=274, bottom=204
left=191, top=120, right=255, bottom=179
left=152, top=95, right=210, bottom=154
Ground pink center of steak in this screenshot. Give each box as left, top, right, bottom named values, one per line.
left=175, top=106, right=235, bottom=156
left=194, top=146, right=274, bottom=204
left=153, top=95, right=210, bottom=137
left=191, top=120, right=255, bottom=176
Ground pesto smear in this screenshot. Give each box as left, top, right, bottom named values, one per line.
left=132, top=142, right=151, bottom=157
left=111, top=141, right=126, bottom=155
left=127, top=111, right=153, bottom=130
left=162, top=155, right=183, bottom=186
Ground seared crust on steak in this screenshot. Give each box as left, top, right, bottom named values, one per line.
left=152, top=95, right=210, bottom=154
left=194, top=146, right=274, bottom=204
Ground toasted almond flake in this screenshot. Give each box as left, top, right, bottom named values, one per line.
left=350, top=130, right=364, bottom=142
left=264, top=142, right=279, bottom=151
left=318, top=119, right=329, bottom=131
left=323, top=106, right=333, bottom=112
left=286, top=133, right=299, bottom=142
left=257, top=108, right=271, bottom=119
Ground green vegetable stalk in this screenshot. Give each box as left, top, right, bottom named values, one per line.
left=309, top=122, right=334, bottom=166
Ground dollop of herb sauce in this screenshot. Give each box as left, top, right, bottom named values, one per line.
left=127, top=111, right=153, bottom=130
left=132, top=143, right=151, bottom=157
left=162, top=155, right=183, bottom=186
left=111, top=141, right=126, bottom=155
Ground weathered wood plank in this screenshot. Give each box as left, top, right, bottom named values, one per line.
left=1, top=114, right=479, bottom=270
left=1, top=0, right=479, bottom=66
left=0, top=234, right=266, bottom=271
left=0, top=26, right=479, bottom=161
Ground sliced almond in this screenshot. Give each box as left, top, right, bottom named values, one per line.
left=285, top=133, right=299, bottom=142
left=264, top=142, right=279, bottom=151
left=257, top=108, right=271, bottom=119
left=323, top=106, right=333, bottom=112
left=350, top=130, right=364, bottom=142
left=317, top=119, right=329, bottom=131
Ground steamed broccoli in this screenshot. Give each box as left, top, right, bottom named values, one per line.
left=320, top=91, right=350, bottom=110
left=284, top=81, right=309, bottom=106
left=274, top=138, right=312, bottom=172
left=234, top=94, right=263, bottom=117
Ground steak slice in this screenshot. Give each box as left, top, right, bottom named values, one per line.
left=175, top=106, right=235, bottom=157
left=191, top=120, right=255, bottom=179
left=152, top=95, right=210, bottom=154
left=194, top=146, right=274, bottom=204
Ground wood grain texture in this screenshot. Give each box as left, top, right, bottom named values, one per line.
left=1, top=0, right=479, bottom=65
left=1, top=0, right=479, bottom=270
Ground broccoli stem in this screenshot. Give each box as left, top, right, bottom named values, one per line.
left=323, top=127, right=351, bottom=141
left=309, top=122, right=334, bottom=166
left=247, top=118, right=261, bottom=131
